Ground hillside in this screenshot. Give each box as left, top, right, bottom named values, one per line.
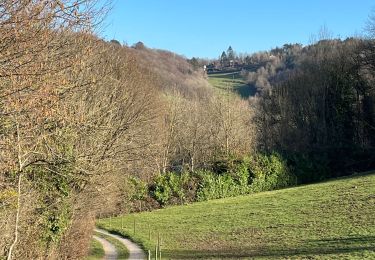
left=2, top=2, right=375, bottom=259
left=127, top=43, right=213, bottom=99
left=98, top=173, right=375, bottom=259
left=207, top=71, right=257, bottom=98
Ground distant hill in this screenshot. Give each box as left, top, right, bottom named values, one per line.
left=126, top=43, right=213, bottom=99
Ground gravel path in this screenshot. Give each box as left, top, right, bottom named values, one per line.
left=95, top=228, right=146, bottom=260
left=93, top=235, right=118, bottom=260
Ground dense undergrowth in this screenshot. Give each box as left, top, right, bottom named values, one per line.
left=125, top=152, right=330, bottom=209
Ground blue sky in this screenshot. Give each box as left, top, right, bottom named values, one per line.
left=100, top=0, right=374, bottom=58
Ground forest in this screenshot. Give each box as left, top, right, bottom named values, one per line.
left=0, top=1, right=374, bottom=259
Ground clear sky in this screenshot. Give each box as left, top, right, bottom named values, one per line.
left=100, top=0, right=374, bottom=58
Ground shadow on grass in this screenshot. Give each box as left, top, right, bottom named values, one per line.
left=208, top=72, right=259, bottom=99
left=209, top=72, right=242, bottom=79
left=233, top=84, right=257, bottom=98
left=163, top=235, right=375, bottom=259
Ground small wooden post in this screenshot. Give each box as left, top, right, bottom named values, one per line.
left=148, top=250, right=151, bottom=260
left=148, top=224, right=151, bottom=240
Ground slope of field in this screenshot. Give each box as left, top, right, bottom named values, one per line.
left=97, top=173, right=375, bottom=259
left=208, top=72, right=257, bottom=98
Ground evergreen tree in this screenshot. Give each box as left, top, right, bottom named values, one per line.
left=220, top=51, right=228, bottom=66
left=227, top=46, right=235, bottom=61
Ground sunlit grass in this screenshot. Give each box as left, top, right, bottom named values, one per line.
left=86, top=238, right=105, bottom=260
left=98, top=173, right=375, bottom=259
left=94, top=232, right=129, bottom=259
left=208, top=72, right=256, bottom=98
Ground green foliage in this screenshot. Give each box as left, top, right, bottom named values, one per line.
left=229, top=158, right=251, bottom=188
left=128, top=177, right=148, bottom=201
left=41, top=201, right=71, bottom=244
left=196, top=171, right=238, bottom=201
left=137, top=153, right=298, bottom=207
left=22, top=166, right=73, bottom=246
left=247, top=153, right=297, bottom=192
left=287, top=153, right=329, bottom=183
left=151, top=174, right=172, bottom=205
left=25, top=151, right=75, bottom=246
left=151, top=172, right=190, bottom=205
left=195, top=165, right=250, bottom=201
left=195, top=153, right=296, bottom=201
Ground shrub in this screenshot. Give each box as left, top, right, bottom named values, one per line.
left=128, top=177, right=148, bottom=201
left=247, top=153, right=296, bottom=192
left=151, top=172, right=191, bottom=206
left=195, top=169, right=248, bottom=202
left=145, top=153, right=297, bottom=206
left=287, top=153, right=329, bottom=183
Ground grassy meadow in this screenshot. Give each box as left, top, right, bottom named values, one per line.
left=97, top=173, right=375, bottom=259
left=207, top=72, right=257, bottom=98
left=86, top=238, right=105, bottom=260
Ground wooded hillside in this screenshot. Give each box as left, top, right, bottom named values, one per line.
left=1, top=1, right=374, bottom=259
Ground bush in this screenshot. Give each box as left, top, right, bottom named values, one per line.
left=247, top=153, right=296, bottom=192
left=151, top=172, right=191, bottom=206
left=196, top=171, right=234, bottom=201
left=128, top=177, right=148, bottom=201
left=136, top=153, right=298, bottom=207
left=287, top=153, right=329, bottom=183
left=195, top=167, right=250, bottom=201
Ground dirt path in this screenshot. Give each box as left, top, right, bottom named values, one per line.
left=95, top=228, right=146, bottom=260
left=93, top=235, right=118, bottom=260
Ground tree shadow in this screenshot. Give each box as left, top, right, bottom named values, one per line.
left=162, top=235, right=375, bottom=259
left=233, top=83, right=257, bottom=98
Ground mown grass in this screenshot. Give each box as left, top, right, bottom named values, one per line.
left=94, top=232, right=129, bottom=259
left=208, top=72, right=256, bottom=98
left=98, top=173, right=375, bottom=259
left=86, top=238, right=105, bottom=260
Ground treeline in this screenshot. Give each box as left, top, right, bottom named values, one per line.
left=248, top=38, right=375, bottom=181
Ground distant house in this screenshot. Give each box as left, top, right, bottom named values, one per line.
left=205, top=63, right=216, bottom=73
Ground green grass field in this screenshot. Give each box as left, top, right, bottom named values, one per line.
left=86, top=238, right=105, bottom=260
left=207, top=72, right=256, bottom=98
left=97, top=173, right=375, bottom=259
left=94, top=232, right=129, bottom=259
